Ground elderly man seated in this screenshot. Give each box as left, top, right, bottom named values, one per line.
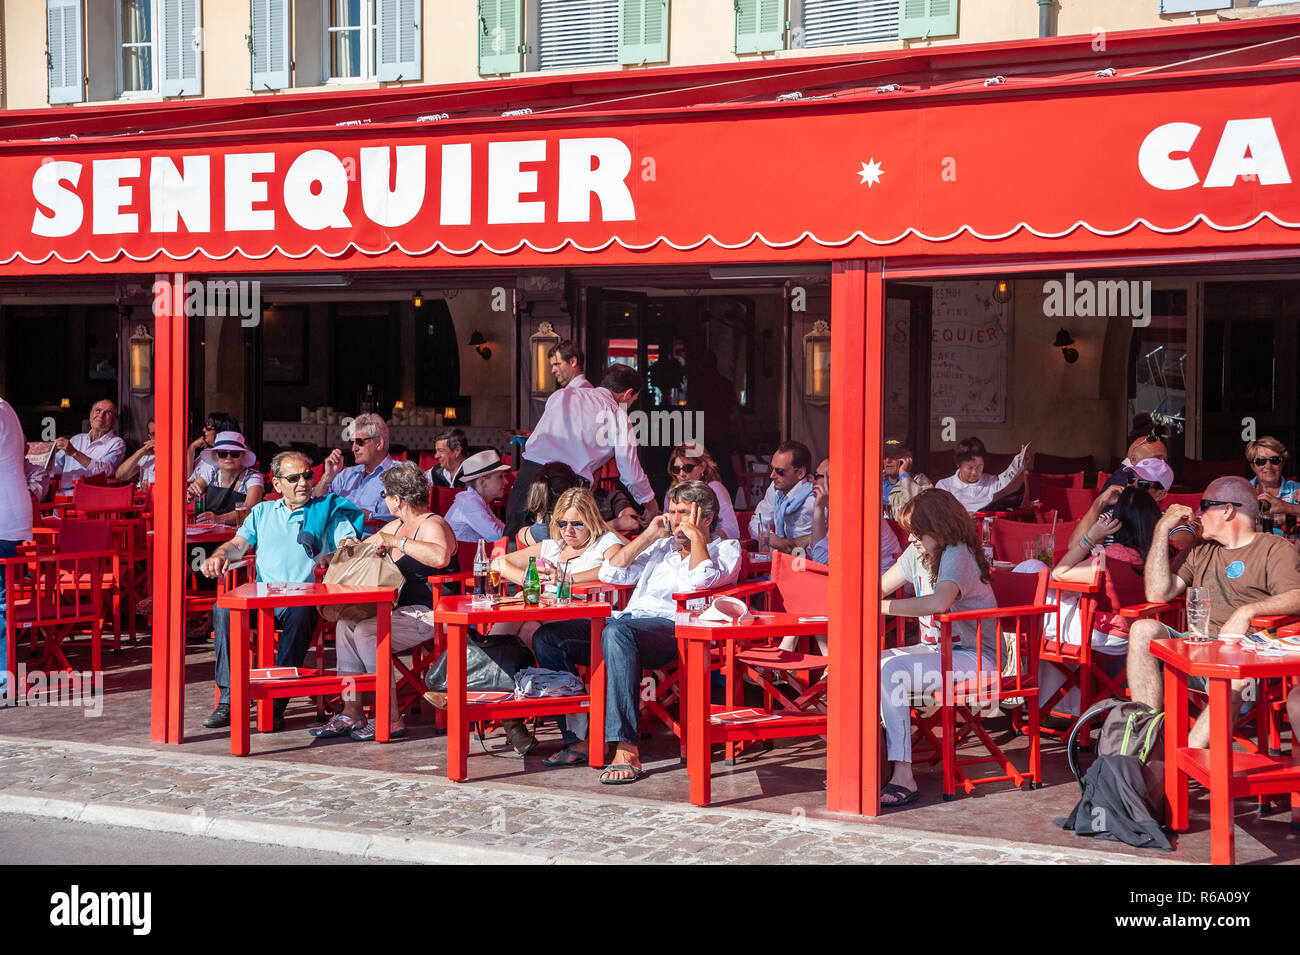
left=200, top=451, right=365, bottom=730
left=445, top=450, right=509, bottom=544
left=1128, top=476, right=1300, bottom=749
left=532, top=480, right=742, bottom=781
left=425, top=427, right=469, bottom=488
left=52, top=398, right=126, bottom=491
left=115, top=417, right=156, bottom=485
left=315, top=413, right=397, bottom=519
left=935, top=436, right=1030, bottom=513
left=749, top=441, right=817, bottom=554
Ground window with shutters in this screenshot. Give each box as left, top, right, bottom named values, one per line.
left=532, top=0, right=619, bottom=72
left=793, top=0, right=898, bottom=49
left=479, top=1, right=667, bottom=76
left=113, top=0, right=203, bottom=98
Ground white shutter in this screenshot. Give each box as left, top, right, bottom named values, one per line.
left=47, top=0, right=84, bottom=104
left=161, top=0, right=202, bottom=97
left=1158, top=1, right=1232, bottom=13
left=377, top=0, right=422, bottom=81
left=537, top=0, right=619, bottom=71
left=250, top=0, right=290, bottom=90
left=799, top=0, right=897, bottom=48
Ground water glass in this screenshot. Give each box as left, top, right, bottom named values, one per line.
left=1035, top=532, right=1054, bottom=565
left=555, top=564, right=572, bottom=607
left=1185, top=587, right=1212, bottom=643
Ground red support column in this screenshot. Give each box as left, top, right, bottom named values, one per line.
left=827, top=259, right=886, bottom=815
left=150, top=273, right=188, bottom=743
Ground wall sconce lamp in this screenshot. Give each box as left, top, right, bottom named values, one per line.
left=60, top=398, right=71, bottom=409
left=1053, top=328, right=1079, bottom=364
left=443, top=407, right=458, bottom=422
left=992, top=278, right=1012, bottom=305
left=413, top=291, right=424, bottom=309
left=128, top=324, right=155, bottom=395
left=468, top=330, right=492, bottom=361
left=803, top=320, right=831, bottom=404
left=529, top=321, right=561, bottom=399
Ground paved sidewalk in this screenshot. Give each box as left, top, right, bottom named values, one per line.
left=0, top=736, right=1166, bottom=865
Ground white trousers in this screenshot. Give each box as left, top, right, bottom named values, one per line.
left=334, top=605, right=436, bottom=674
left=879, top=643, right=981, bottom=764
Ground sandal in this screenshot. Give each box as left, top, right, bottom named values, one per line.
left=348, top=720, right=408, bottom=742
left=880, top=782, right=919, bottom=808
left=308, top=714, right=364, bottom=739
left=542, top=746, right=586, bottom=768
left=599, top=763, right=646, bottom=785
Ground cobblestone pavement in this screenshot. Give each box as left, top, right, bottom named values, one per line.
left=0, top=736, right=1168, bottom=864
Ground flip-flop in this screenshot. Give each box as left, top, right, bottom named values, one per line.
left=599, top=763, right=646, bottom=785
left=880, top=782, right=919, bottom=808
left=348, top=720, right=408, bottom=742
left=542, top=746, right=587, bottom=768
left=309, top=714, right=364, bottom=739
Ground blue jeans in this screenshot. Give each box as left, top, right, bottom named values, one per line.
left=0, top=539, right=17, bottom=691
left=534, top=614, right=678, bottom=745
left=212, top=604, right=317, bottom=705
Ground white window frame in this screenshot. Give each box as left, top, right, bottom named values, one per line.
left=116, top=0, right=160, bottom=98
left=790, top=0, right=899, bottom=51
left=527, top=0, right=621, bottom=73
left=324, top=0, right=380, bottom=84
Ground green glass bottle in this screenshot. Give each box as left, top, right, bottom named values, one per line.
left=523, top=557, right=541, bottom=606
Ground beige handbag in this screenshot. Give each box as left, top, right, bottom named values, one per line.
left=319, top=539, right=405, bottom=623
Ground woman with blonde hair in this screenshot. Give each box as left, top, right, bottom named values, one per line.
left=662, top=442, right=739, bottom=539
left=876, top=488, right=997, bottom=807
left=1246, top=435, right=1300, bottom=528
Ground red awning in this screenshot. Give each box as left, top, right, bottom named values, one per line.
left=4, top=16, right=1300, bottom=273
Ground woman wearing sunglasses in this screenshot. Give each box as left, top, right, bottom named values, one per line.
left=186, top=431, right=264, bottom=526
left=662, top=442, right=740, bottom=539
left=1246, top=436, right=1300, bottom=529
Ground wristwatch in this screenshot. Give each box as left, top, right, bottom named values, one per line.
left=399, top=537, right=407, bottom=554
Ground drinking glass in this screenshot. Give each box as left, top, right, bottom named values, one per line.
left=555, top=564, right=572, bottom=607
left=1185, top=587, right=1212, bottom=643
left=1035, top=532, right=1054, bottom=566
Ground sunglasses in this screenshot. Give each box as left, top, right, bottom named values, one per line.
left=670, top=462, right=700, bottom=475
left=352, top=436, right=373, bottom=446
left=1198, top=499, right=1244, bottom=513
left=215, top=450, right=243, bottom=459
left=815, top=472, right=829, bottom=481
left=279, top=471, right=313, bottom=485
left=556, top=520, right=586, bottom=531
left=771, top=467, right=791, bottom=476
left=1254, top=456, right=1284, bottom=466
left=1132, top=480, right=1162, bottom=491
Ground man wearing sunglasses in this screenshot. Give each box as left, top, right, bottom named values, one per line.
left=199, top=451, right=365, bottom=730
left=1128, top=476, right=1300, bottom=748
left=1101, top=431, right=1171, bottom=493
left=315, top=413, right=397, bottom=519
left=748, top=441, right=817, bottom=554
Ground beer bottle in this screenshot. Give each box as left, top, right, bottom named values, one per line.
left=473, top=538, right=489, bottom=596
left=1259, top=498, right=1274, bottom=535
left=523, top=557, right=541, bottom=606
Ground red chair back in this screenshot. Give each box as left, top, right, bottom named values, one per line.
left=989, top=518, right=1078, bottom=564
left=1095, top=471, right=1111, bottom=490
left=454, top=540, right=479, bottom=572
left=57, top=518, right=113, bottom=554
left=311, top=463, right=325, bottom=486
left=432, top=486, right=459, bottom=515
left=990, top=565, right=1049, bottom=607
left=1181, top=457, right=1245, bottom=491
left=72, top=482, right=134, bottom=514
left=1159, top=491, right=1202, bottom=511
left=770, top=550, right=828, bottom=615
left=418, top=451, right=438, bottom=472
left=78, top=473, right=113, bottom=488
left=735, top=510, right=755, bottom=541
left=1038, top=485, right=1095, bottom=521
left=1026, top=471, right=1084, bottom=500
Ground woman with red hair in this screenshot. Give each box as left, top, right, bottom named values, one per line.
left=877, top=488, right=998, bottom=807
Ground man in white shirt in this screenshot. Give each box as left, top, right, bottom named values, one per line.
left=1, top=396, right=33, bottom=691
left=316, top=413, right=397, bottom=519
left=445, top=450, right=509, bottom=543
left=53, top=399, right=127, bottom=491
left=424, top=428, right=468, bottom=488
left=749, top=441, right=817, bottom=554
left=116, top=418, right=156, bottom=485
left=935, top=437, right=1030, bottom=513
left=533, top=481, right=741, bottom=781
left=504, top=345, right=660, bottom=536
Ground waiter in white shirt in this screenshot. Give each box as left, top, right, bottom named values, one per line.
left=53, top=398, right=127, bottom=491
left=504, top=342, right=659, bottom=537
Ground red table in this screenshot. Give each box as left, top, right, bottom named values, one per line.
left=1151, top=637, right=1300, bottom=865
left=218, top=582, right=397, bottom=755
left=677, top=610, right=830, bottom=806
left=433, top=594, right=612, bottom=781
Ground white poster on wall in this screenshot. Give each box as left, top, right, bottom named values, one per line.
left=929, top=281, right=1010, bottom=425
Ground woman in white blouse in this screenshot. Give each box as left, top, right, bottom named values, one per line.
left=662, top=442, right=740, bottom=540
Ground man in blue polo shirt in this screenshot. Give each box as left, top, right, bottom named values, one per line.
left=315, top=413, right=397, bottom=520
left=201, top=451, right=364, bottom=730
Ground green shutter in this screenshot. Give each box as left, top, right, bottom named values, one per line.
left=898, top=0, right=957, bottom=40
left=478, top=0, right=523, bottom=74
left=619, top=0, right=668, bottom=65
left=735, top=0, right=786, bottom=54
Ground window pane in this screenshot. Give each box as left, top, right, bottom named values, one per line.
left=329, top=0, right=363, bottom=28
left=121, top=0, right=152, bottom=43
left=122, top=46, right=153, bottom=92
left=330, top=28, right=364, bottom=78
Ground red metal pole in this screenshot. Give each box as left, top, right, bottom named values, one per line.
left=150, top=272, right=188, bottom=743
left=827, top=259, right=885, bottom=815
